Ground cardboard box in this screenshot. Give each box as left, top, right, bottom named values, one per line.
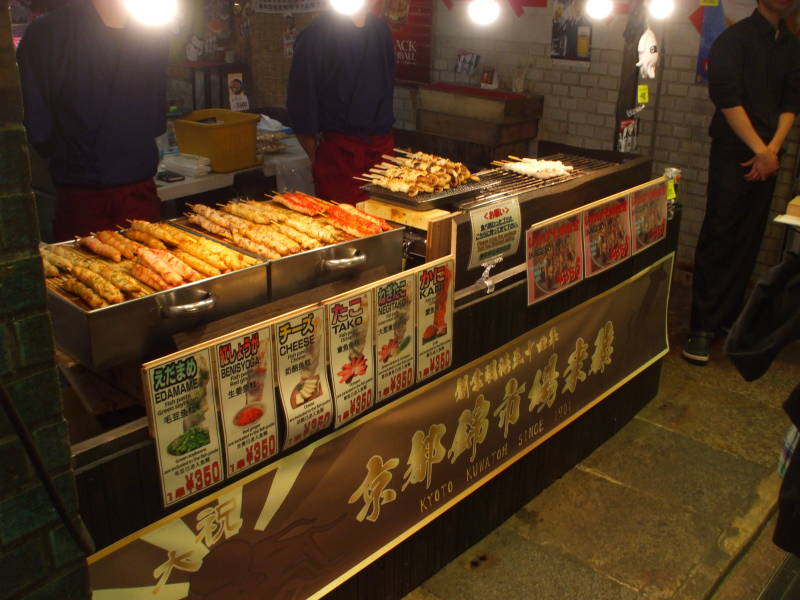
left=788, top=196, right=800, bottom=218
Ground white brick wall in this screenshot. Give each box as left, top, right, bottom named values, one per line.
left=395, top=1, right=799, bottom=274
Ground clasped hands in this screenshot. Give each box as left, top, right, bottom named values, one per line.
left=741, top=146, right=780, bottom=182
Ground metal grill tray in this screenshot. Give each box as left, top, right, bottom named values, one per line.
left=360, top=178, right=503, bottom=211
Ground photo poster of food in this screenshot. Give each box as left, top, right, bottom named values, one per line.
left=326, top=291, right=376, bottom=428
left=274, top=307, right=334, bottom=449
left=381, top=0, right=434, bottom=84
left=526, top=213, right=584, bottom=306
left=143, top=348, right=224, bottom=507
left=374, top=272, right=416, bottom=403
left=212, top=325, right=279, bottom=479
left=630, top=181, right=668, bottom=254
left=416, top=258, right=454, bottom=383
left=582, top=196, right=632, bottom=278
left=551, top=0, right=592, bottom=61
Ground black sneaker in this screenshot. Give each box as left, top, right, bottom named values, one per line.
left=682, top=332, right=711, bottom=365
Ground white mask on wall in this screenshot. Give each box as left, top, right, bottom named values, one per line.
left=636, top=28, right=659, bottom=79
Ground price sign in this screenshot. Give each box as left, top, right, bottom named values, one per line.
left=274, top=308, right=333, bottom=449
left=630, top=181, right=668, bottom=254
left=213, top=326, right=279, bottom=478
left=144, top=348, right=224, bottom=507
left=526, top=214, right=584, bottom=306
left=416, top=258, right=454, bottom=383
left=582, top=196, right=632, bottom=278
left=326, top=291, right=376, bottom=427
left=374, top=273, right=417, bottom=402
left=468, top=196, right=521, bottom=270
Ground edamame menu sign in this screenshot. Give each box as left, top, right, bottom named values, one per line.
left=144, top=348, right=224, bottom=507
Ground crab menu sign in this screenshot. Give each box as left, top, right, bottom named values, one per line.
left=416, top=258, right=454, bottom=383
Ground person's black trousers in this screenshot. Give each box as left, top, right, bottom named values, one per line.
left=690, top=145, right=777, bottom=333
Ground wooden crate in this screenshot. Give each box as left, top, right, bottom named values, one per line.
left=417, top=109, right=539, bottom=146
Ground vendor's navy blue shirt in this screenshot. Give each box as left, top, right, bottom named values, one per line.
left=17, top=0, right=168, bottom=188
left=708, top=9, right=800, bottom=158
left=287, top=13, right=395, bottom=137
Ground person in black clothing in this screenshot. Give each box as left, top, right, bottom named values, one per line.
left=683, top=0, right=800, bottom=365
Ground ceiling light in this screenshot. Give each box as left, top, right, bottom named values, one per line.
left=585, top=0, right=613, bottom=20
left=330, top=0, right=365, bottom=15
left=124, top=0, right=178, bottom=26
left=468, top=0, right=501, bottom=25
left=648, top=0, right=675, bottom=20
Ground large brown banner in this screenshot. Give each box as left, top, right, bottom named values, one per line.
left=89, top=254, right=673, bottom=600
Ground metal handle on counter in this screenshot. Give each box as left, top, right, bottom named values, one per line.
left=320, top=254, right=367, bottom=272
left=161, top=295, right=216, bottom=318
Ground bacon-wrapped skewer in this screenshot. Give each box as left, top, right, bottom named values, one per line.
left=129, top=220, right=183, bottom=247
left=76, top=236, right=122, bottom=262
left=122, top=228, right=167, bottom=250
left=151, top=249, right=203, bottom=282
left=136, top=247, right=184, bottom=287
left=172, top=250, right=222, bottom=278
left=130, top=263, right=171, bottom=291
left=95, top=230, right=138, bottom=260
left=174, top=238, right=229, bottom=272
left=229, top=229, right=281, bottom=259
left=42, top=248, right=75, bottom=272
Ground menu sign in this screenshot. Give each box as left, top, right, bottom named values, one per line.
left=630, top=182, right=668, bottom=254
left=582, top=196, right=632, bottom=278
left=144, top=348, right=224, bottom=507
left=374, top=273, right=416, bottom=402
left=327, top=292, right=376, bottom=427
left=526, top=214, right=583, bottom=305
left=416, top=258, right=454, bottom=383
left=275, top=308, right=333, bottom=449
left=213, top=327, right=278, bottom=478
left=468, top=196, right=522, bottom=270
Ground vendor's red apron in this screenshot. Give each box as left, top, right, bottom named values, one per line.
left=53, top=178, right=160, bottom=241
left=313, top=131, right=395, bottom=204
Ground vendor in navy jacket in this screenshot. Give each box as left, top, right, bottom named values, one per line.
left=17, top=0, right=169, bottom=241
left=287, top=1, right=395, bottom=204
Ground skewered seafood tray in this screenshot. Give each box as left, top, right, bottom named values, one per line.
left=358, top=149, right=500, bottom=210
left=43, top=222, right=268, bottom=370
left=175, top=193, right=405, bottom=301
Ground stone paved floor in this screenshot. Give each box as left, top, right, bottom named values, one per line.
left=404, top=280, right=799, bottom=599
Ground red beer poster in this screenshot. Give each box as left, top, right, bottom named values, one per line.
left=382, top=0, right=433, bottom=84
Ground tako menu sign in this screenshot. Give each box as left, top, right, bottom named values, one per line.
left=326, top=291, right=376, bottom=427
left=144, top=348, right=224, bottom=507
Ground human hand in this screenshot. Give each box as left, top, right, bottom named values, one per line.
left=741, top=148, right=779, bottom=182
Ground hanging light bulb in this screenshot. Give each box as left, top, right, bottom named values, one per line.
left=468, top=0, right=501, bottom=25
left=648, top=0, right=675, bottom=20
left=585, top=0, right=613, bottom=20
left=330, top=0, right=366, bottom=15
left=124, top=0, right=178, bottom=26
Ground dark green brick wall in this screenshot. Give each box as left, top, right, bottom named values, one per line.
left=0, top=2, right=89, bottom=598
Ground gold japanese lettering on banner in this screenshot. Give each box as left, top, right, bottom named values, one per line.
left=88, top=254, right=673, bottom=600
